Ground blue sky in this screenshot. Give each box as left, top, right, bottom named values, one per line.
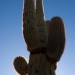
left=0, top=0, right=75, bottom=75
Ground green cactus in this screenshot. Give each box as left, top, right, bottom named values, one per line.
left=13, top=0, right=66, bottom=75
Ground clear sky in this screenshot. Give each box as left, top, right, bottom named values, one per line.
left=0, top=0, right=75, bottom=75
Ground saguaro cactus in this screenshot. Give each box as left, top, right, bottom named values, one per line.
left=13, top=0, right=66, bottom=75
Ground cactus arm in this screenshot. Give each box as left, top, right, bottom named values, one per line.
left=23, top=0, right=40, bottom=52
left=36, top=0, right=44, bottom=19
left=47, top=16, right=66, bottom=62
left=13, top=56, right=28, bottom=75
left=36, top=0, right=47, bottom=48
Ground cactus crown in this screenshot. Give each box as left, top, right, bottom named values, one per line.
left=23, top=0, right=47, bottom=53
left=23, top=0, right=66, bottom=61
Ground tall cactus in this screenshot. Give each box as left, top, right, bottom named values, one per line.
left=13, top=0, right=66, bottom=75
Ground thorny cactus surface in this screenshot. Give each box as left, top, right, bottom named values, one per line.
left=13, top=0, right=66, bottom=75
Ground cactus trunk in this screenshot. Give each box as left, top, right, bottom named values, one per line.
left=28, top=53, right=56, bottom=75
